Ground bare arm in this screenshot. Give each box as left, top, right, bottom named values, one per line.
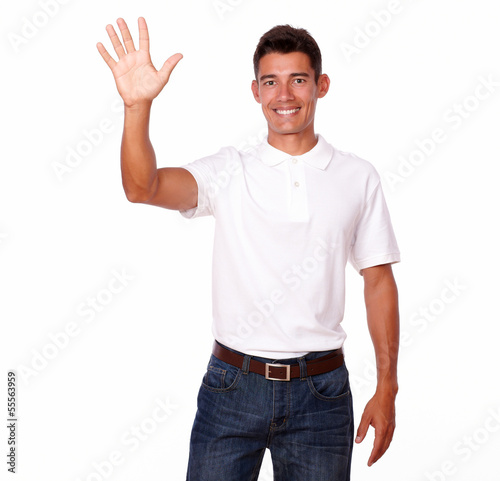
left=97, top=17, right=197, bottom=209
left=120, top=104, right=197, bottom=209
left=355, top=263, right=399, bottom=466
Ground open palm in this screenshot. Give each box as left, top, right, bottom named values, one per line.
left=97, top=17, right=182, bottom=107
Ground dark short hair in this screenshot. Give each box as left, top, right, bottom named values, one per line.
left=253, top=25, right=322, bottom=83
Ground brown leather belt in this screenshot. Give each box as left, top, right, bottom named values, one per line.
left=212, top=342, right=344, bottom=381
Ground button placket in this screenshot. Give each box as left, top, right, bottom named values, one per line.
left=288, top=157, right=308, bottom=221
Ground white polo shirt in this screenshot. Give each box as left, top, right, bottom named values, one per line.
left=179, top=134, right=400, bottom=358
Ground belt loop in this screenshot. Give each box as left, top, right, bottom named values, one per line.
left=242, top=354, right=251, bottom=375
left=298, top=356, right=307, bottom=380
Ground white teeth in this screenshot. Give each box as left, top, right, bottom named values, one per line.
left=275, top=108, right=300, bottom=115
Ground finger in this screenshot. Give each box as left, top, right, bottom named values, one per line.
left=159, top=53, right=184, bottom=83
left=355, top=413, right=371, bottom=443
left=138, top=17, right=150, bottom=52
left=368, top=430, right=386, bottom=466
left=96, top=42, right=117, bottom=70
left=377, top=423, right=396, bottom=463
left=368, top=422, right=395, bottom=466
left=116, top=17, right=136, bottom=53
left=106, top=24, right=126, bottom=59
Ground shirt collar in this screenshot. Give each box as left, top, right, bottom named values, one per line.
left=257, top=134, right=334, bottom=170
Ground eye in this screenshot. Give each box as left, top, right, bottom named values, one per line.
left=294, top=78, right=306, bottom=84
left=264, top=80, right=276, bottom=86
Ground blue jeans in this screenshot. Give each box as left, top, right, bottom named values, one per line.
left=186, top=342, right=354, bottom=480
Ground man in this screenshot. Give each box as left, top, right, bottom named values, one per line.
left=97, top=17, right=400, bottom=480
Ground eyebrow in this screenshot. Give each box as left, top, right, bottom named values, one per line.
left=259, top=72, right=311, bottom=82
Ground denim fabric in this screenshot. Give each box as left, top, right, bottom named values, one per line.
left=186, top=343, right=354, bottom=480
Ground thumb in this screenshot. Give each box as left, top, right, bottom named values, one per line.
left=159, top=53, right=183, bottom=84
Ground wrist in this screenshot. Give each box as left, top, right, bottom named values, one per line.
left=124, top=100, right=153, bottom=112
left=123, top=102, right=153, bottom=127
left=376, top=378, right=399, bottom=398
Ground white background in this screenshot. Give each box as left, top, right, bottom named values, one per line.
left=2, top=0, right=500, bottom=480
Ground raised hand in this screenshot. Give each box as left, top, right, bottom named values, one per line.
left=96, top=17, right=182, bottom=108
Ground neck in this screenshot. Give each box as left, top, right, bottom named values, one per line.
left=267, top=128, right=318, bottom=156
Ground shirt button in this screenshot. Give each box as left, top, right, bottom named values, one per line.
left=292, top=158, right=298, bottom=164
left=294, top=181, right=300, bottom=187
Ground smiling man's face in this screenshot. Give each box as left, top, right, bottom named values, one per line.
left=251, top=51, right=329, bottom=145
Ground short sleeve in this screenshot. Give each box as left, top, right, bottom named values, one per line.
left=178, top=147, right=234, bottom=219
left=348, top=180, right=401, bottom=275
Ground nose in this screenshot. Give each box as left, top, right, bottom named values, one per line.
left=277, top=82, right=294, bottom=101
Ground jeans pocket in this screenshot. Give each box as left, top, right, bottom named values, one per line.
left=201, top=354, right=242, bottom=393
left=307, top=362, right=351, bottom=401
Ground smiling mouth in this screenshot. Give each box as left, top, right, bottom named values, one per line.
left=273, top=107, right=301, bottom=115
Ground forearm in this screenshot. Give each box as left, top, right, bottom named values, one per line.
left=363, top=266, right=400, bottom=396
left=355, top=265, right=399, bottom=465
left=120, top=102, right=159, bottom=202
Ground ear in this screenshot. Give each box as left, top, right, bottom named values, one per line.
left=251, top=79, right=261, bottom=103
left=317, top=73, right=330, bottom=99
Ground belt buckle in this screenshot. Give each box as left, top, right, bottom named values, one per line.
left=265, top=363, right=290, bottom=381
